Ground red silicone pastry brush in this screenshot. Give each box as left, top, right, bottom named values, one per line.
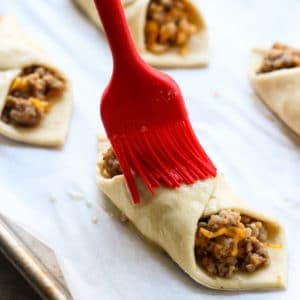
left=94, top=0, right=217, bottom=203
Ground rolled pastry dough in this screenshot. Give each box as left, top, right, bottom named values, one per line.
left=73, top=0, right=209, bottom=68
left=96, top=137, right=287, bottom=290
left=0, top=17, right=72, bottom=147
left=249, top=48, right=300, bottom=135
left=73, top=0, right=135, bottom=29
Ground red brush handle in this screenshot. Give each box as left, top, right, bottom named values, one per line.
left=94, top=0, right=142, bottom=69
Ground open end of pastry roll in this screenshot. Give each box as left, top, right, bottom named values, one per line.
left=73, top=0, right=208, bottom=68
left=0, top=17, right=72, bottom=146
left=196, top=210, right=278, bottom=278
left=1, top=65, right=66, bottom=127
left=144, top=0, right=202, bottom=55
left=249, top=43, right=300, bottom=135
left=255, top=43, right=300, bottom=74
left=96, top=137, right=287, bottom=290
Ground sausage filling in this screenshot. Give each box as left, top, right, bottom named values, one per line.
left=1, top=65, right=65, bottom=127
left=195, top=209, right=270, bottom=278
left=100, top=147, right=122, bottom=178
left=257, top=42, right=300, bottom=74
left=100, top=149, right=272, bottom=278
left=145, top=0, right=198, bottom=54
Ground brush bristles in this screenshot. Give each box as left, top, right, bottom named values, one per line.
left=111, top=120, right=217, bottom=204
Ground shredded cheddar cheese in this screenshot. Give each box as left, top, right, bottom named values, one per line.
left=265, top=242, right=282, bottom=249
left=199, top=226, right=246, bottom=256
left=10, top=77, right=28, bottom=91
left=29, top=97, right=52, bottom=114
left=231, top=239, right=239, bottom=256
left=255, top=221, right=262, bottom=228
left=199, top=226, right=246, bottom=239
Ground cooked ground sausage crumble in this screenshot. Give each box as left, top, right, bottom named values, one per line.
left=100, top=148, right=271, bottom=278
left=1, top=65, right=65, bottom=127
left=145, top=0, right=198, bottom=54
left=195, top=209, right=270, bottom=278
left=257, top=42, right=300, bottom=74
left=100, top=147, right=122, bottom=178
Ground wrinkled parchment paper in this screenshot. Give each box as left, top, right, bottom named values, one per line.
left=0, top=1, right=299, bottom=299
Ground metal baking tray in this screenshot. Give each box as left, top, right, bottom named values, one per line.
left=0, top=213, right=73, bottom=300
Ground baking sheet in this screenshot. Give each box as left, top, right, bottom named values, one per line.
left=0, top=0, right=300, bottom=299
left=0, top=213, right=72, bottom=300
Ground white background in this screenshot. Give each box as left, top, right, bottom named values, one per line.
left=0, top=1, right=300, bottom=299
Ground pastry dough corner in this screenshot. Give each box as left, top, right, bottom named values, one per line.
left=249, top=47, right=300, bottom=135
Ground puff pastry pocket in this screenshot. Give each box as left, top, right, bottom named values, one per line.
left=74, top=0, right=208, bottom=68
left=0, top=17, right=72, bottom=147
left=249, top=43, right=300, bottom=135
left=96, top=137, right=287, bottom=291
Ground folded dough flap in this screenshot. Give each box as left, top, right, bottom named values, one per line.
left=73, top=0, right=135, bottom=30
left=97, top=138, right=287, bottom=290
left=0, top=17, right=72, bottom=146
left=0, top=16, right=45, bottom=70
left=250, top=48, right=300, bottom=135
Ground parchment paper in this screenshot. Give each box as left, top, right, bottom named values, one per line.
left=0, top=1, right=299, bottom=299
